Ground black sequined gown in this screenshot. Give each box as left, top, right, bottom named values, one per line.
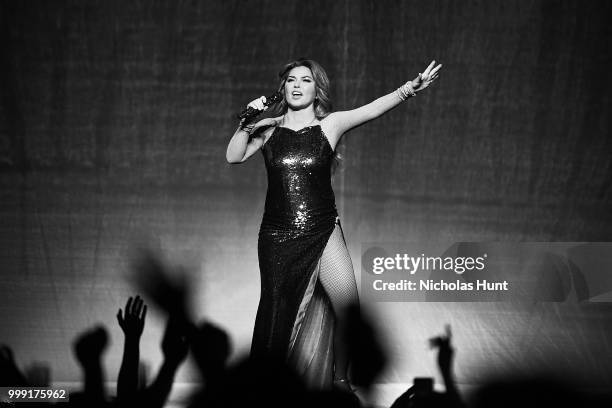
left=251, top=124, right=337, bottom=388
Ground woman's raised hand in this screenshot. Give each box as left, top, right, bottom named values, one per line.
left=411, top=60, right=442, bottom=92
left=247, top=95, right=268, bottom=112
left=240, top=96, right=270, bottom=129
left=240, top=96, right=281, bottom=134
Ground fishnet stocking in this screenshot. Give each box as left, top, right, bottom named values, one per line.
left=318, top=222, right=359, bottom=313
left=317, top=221, right=358, bottom=381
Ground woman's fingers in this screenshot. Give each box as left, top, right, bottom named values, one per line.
left=431, top=64, right=442, bottom=75
left=422, top=60, right=442, bottom=78
left=247, top=103, right=263, bottom=110
left=423, top=60, right=436, bottom=76
left=421, top=62, right=442, bottom=85
left=247, top=95, right=267, bottom=111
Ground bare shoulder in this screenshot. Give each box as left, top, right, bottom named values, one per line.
left=319, top=113, right=342, bottom=150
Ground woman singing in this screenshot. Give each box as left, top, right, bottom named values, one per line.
left=226, top=58, right=441, bottom=390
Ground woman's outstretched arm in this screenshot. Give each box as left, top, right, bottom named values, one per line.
left=325, top=60, right=442, bottom=142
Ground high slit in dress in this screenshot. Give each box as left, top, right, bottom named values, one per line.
left=250, top=124, right=340, bottom=389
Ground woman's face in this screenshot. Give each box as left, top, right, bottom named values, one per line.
left=284, top=66, right=317, bottom=110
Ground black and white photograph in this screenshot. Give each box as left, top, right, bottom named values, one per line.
left=1, top=1, right=611, bottom=407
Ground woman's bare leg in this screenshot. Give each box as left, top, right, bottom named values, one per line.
left=318, top=222, right=359, bottom=386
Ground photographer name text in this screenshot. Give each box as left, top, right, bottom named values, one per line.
left=372, top=279, right=508, bottom=291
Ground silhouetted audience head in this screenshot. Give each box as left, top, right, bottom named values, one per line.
left=0, top=344, right=28, bottom=386
left=189, top=321, right=231, bottom=377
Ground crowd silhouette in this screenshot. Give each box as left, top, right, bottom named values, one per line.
left=1, top=248, right=610, bottom=407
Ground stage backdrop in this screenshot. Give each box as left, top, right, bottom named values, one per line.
left=1, top=0, right=611, bottom=405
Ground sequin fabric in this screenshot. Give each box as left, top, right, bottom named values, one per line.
left=251, top=125, right=338, bottom=364
left=260, top=125, right=337, bottom=234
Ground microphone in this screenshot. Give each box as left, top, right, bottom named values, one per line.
left=237, top=91, right=283, bottom=122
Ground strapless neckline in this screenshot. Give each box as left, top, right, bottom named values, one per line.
left=277, top=124, right=320, bottom=133
left=270, top=125, right=334, bottom=153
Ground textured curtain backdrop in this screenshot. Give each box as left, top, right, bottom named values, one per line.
left=1, top=0, right=611, bottom=401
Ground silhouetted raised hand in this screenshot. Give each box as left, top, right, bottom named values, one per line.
left=391, top=325, right=463, bottom=408
left=74, top=326, right=109, bottom=366
left=143, top=318, right=189, bottom=408
left=117, top=295, right=147, bottom=341
left=429, top=325, right=464, bottom=408
left=116, top=295, right=147, bottom=405
left=129, top=248, right=190, bottom=323
left=429, top=324, right=453, bottom=378
left=73, top=326, right=109, bottom=406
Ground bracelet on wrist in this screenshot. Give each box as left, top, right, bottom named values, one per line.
left=239, top=122, right=255, bottom=134
left=396, top=81, right=417, bottom=101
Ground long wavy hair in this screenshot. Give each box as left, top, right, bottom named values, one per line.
left=269, top=58, right=341, bottom=171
